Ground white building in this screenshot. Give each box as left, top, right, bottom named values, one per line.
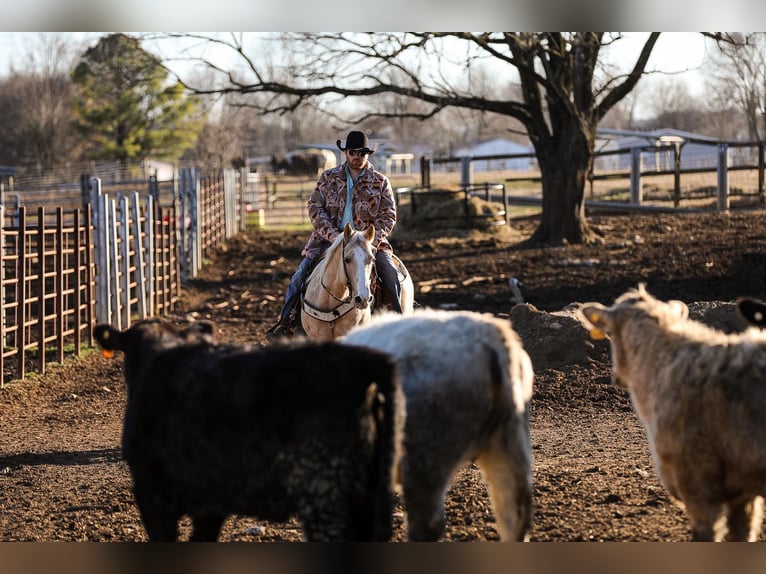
left=454, top=138, right=534, bottom=172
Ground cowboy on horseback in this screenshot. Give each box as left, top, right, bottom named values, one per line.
left=266, top=130, right=404, bottom=341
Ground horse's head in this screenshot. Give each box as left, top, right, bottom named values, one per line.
left=342, top=223, right=376, bottom=309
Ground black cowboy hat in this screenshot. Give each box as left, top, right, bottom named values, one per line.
left=336, top=130, right=376, bottom=155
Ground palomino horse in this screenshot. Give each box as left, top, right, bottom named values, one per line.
left=301, top=222, right=414, bottom=341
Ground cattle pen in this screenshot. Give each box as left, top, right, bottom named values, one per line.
left=0, top=166, right=244, bottom=385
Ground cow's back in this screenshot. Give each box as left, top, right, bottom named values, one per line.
left=123, top=341, right=401, bottom=536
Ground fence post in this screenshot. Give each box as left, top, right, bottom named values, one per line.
left=56, top=206, right=65, bottom=364
left=91, top=178, right=111, bottom=325
left=178, top=167, right=201, bottom=281
left=223, top=168, right=238, bottom=238
left=630, top=147, right=643, bottom=204
left=179, top=169, right=189, bottom=280
left=191, top=168, right=201, bottom=278
left=420, top=156, right=431, bottom=188
left=37, top=207, right=46, bottom=374
left=80, top=173, right=91, bottom=208
left=131, top=192, right=147, bottom=320
left=119, top=193, right=131, bottom=328
left=143, top=195, right=155, bottom=317
left=717, top=143, right=730, bottom=211
left=672, top=142, right=682, bottom=208
left=17, top=207, right=27, bottom=380
left=108, top=196, right=120, bottom=330
left=758, top=142, right=764, bottom=205
left=148, top=175, right=159, bottom=203
left=460, top=156, right=473, bottom=188
left=10, top=194, right=20, bottom=228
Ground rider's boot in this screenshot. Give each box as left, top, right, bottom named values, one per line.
left=266, top=296, right=299, bottom=342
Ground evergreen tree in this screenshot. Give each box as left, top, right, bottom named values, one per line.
left=72, top=33, right=203, bottom=164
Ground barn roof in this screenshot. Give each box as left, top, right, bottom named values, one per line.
left=455, top=137, right=532, bottom=157
left=596, top=128, right=718, bottom=148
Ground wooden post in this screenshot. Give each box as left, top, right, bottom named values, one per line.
left=672, top=142, right=682, bottom=207
left=630, top=147, right=643, bottom=204
left=420, top=156, right=431, bottom=188
left=717, top=143, right=730, bottom=211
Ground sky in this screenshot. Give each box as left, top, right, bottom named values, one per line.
left=0, top=32, right=712, bottom=123
left=0, top=32, right=711, bottom=89
left=0, top=0, right=765, bottom=31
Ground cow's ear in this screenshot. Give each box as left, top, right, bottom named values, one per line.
left=578, top=303, right=611, bottom=340
left=94, top=324, right=124, bottom=355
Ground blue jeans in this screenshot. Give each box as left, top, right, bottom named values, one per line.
left=277, top=249, right=402, bottom=322
left=278, top=256, right=314, bottom=322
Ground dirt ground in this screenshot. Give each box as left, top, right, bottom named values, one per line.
left=1, top=207, right=766, bottom=542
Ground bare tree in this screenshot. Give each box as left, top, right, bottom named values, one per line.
left=706, top=33, right=766, bottom=142
left=638, top=78, right=712, bottom=133
left=0, top=34, right=83, bottom=171
left=156, top=32, right=660, bottom=245
left=645, top=78, right=696, bottom=121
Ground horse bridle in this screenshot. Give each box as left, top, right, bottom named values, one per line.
left=301, top=234, right=366, bottom=323
left=320, top=235, right=355, bottom=304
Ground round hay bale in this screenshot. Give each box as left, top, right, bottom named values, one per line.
left=396, top=187, right=507, bottom=233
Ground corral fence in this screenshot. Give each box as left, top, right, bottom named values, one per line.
left=421, top=138, right=766, bottom=213
left=1, top=166, right=243, bottom=385
left=241, top=172, right=314, bottom=228
left=247, top=139, right=766, bottom=230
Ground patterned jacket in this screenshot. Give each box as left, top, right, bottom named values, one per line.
left=301, top=162, right=396, bottom=259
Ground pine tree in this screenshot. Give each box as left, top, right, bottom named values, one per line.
left=72, top=33, right=203, bottom=165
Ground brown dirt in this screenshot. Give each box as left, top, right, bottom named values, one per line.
left=1, top=208, right=766, bottom=542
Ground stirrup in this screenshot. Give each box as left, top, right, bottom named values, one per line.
left=266, top=315, right=295, bottom=341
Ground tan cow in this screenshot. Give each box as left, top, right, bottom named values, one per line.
left=579, top=284, right=766, bottom=541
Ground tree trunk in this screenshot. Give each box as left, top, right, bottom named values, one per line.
left=525, top=134, right=598, bottom=246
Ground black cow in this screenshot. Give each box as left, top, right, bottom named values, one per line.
left=94, top=318, right=403, bottom=542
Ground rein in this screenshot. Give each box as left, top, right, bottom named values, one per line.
left=301, top=235, right=360, bottom=323
left=319, top=243, right=353, bottom=304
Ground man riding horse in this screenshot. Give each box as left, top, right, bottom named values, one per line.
left=266, top=130, right=404, bottom=341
